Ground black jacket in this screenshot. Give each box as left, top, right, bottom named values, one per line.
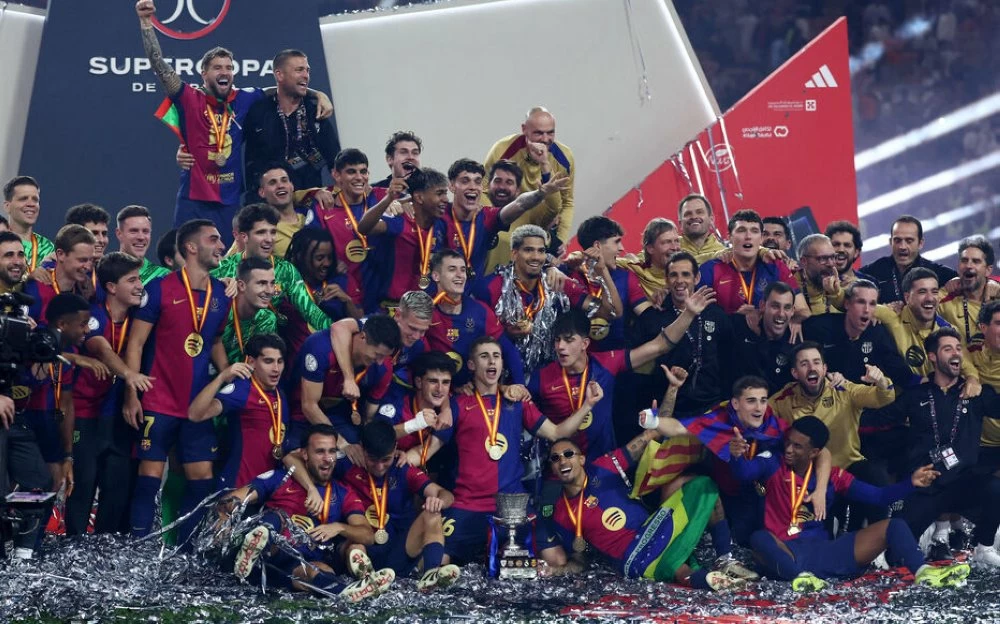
left=242, top=93, right=340, bottom=202
left=859, top=255, right=957, bottom=304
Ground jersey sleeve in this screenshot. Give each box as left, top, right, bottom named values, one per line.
left=381, top=215, right=405, bottom=238
left=698, top=260, right=717, bottom=289
left=562, top=277, right=589, bottom=308
left=594, top=349, right=630, bottom=375
left=249, top=468, right=286, bottom=501
left=279, top=262, right=332, bottom=330
left=216, top=379, right=251, bottom=415
left=363, top=358, right=394, bottom=402
left=777, top=261, right=800, bottom=292
left=522, top=400, right=547, bottom=435
left=404, top=465, right=432, bottom=496
left=85, top=304, right=108, bottom=342
left=339, top=484, right=367, bottom=518
left=593, top=447, right=635, bottom=474
left=626, top=271, right=648, bottom=308
left=299, top=335, right=331, bottom=384
left=134, top=277, right=163, bottom=324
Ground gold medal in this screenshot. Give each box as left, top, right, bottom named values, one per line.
left=516, top=319, right=533, bottom=333
left=272, top=445, right=283, bottom=460
left=374, top=528, right=389, bottom=545
left=572, top=536, right=587, bottom=553
left=184, top=332, right=204, bottom=357
left=345, top=239, right=368, bottom=263
left=467, top=267, right=476, bottom=279
left=418, top=275, right=431, bottom=290
left=351, top=409, right=362, bottom=425
left=787, top=524, right=801, bottom=536
left=754, top=482, right=766, bottom=497
left=488, top=443, right=504, bottom=461
left=214, top=153, right=227, bottom=167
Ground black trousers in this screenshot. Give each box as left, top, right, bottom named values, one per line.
left=65, top=415, right=136, bottom=536
left=899, top=471, right=1000, bottom=547
left=0, top=417, right=53, bottom=550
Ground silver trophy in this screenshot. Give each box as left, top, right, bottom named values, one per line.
left=492, top=493, right=538, bottom=579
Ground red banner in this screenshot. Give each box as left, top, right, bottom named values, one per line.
left=605, top=17, right=857, bottom=250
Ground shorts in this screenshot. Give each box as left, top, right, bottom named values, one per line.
left=623, top=476, right=718, bottom=580
left=23, top=409, right=63, bottom=463
left=367, top=519, right=419, bottom=575
left=721, top=491, right=765, bottom=547
left=137, top=411, right=218, bottom=463
left=786, top=532, right=863, bottom=579
left=443, top=505, right=556, bottom=565
left=978, top=446, right=1000, bottom=474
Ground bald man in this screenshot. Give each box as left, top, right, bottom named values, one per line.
left=483, top=107, right=575, bottom=269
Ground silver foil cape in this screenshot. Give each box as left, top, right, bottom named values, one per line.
left=494, top=263, right=568, bottom=374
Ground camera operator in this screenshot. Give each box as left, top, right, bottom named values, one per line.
left=0, top=232, right=51, bottom=559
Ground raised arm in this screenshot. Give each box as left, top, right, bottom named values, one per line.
left=637, top=366, right=689, bottom=438
left=497, top=172, right=570, bottom=225
left=136, top=1, right=182, bottom=97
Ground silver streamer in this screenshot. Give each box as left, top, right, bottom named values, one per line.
left=494, top=263, right=568, bottom=374
left=0, top=533, right=990, bottom=623
left=622, top=0, right=652, bottom=104
left=671, top=148, right=695, bottom=194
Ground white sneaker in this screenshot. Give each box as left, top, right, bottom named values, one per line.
left=417, top=564, right=461, bottom=591
left=973, top=544, right=1000, bottom=568
left=234, top=525, right=270, bottom=580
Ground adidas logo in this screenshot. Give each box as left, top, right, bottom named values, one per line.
left=805, top=64, right=838, bottom=89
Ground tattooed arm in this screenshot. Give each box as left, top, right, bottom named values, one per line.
left=136, top=1, right=182, bottom=97
left=623, top=429, right=659, bottom=463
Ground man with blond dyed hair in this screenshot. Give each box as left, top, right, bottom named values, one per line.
left=484, top=107, right=574, bottom=268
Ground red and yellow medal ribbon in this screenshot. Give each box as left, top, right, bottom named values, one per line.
left=515, top=279, right=546, bottom=320
left=106, top=305, right=130, bottom=355
left=50, top=271, right=60, bottom=294
left=180, top=267, right=212, bottom=335
left=49, top=363, right=62, bottom=407
left=562, top=364, right=590, bottom=412
left=414, top=222, right=434, bottom=279
left=366, top=472, right=389, bottom=531
left=350, top=369, right=366, bottom=415
left=206, top=102, right=232, bottom=163
left=450, top=207, right=475, bottom=270
left=319, top=483, right=332, bottom=524
left=432, top=291, right=460, bottom=307
left=250, top=377, right=283, bottom=451
left=340, top=191, right=369, bottom=250
left=475, top=389, right=500, bottom=448
left=562, top=476, right=588, bottom=542
left=305, top=280, right=327, bottom=304
left=745, top=439, right=757, bottom=460
left=732, top=262, right=757, bottom=304
left=412, top=396, right=432, bottom=467
left=231, top=299, right=246, bottom=356
left=28, top=234, right=39, bottom=272
left=788, top=462, right=814, bottom=528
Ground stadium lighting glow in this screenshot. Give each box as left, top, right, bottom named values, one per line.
left=855, top=92, right=1000, bottom=171
left=923, top=224, right=1000, bottom=262
left=857, top=150, right=1000, bottom=218
left=860, top=194, right=1000, bottom=253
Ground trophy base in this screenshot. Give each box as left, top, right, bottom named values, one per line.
left=498, top=548, right=538, bottom=579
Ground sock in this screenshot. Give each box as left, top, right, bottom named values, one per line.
left=932, top=520, right=950, bottom=543
left=886, top=518, right=925, bottom=573
left=749, top=530, right=801, bottom=581
left=709, top=520, right=733, bottom=558
left=177, top=478, right=215, bottom=546
left=129, top=475, right=162, bottom=538
left=687, top=568, right=711, bottom=589
left=313, top=570, right=348, bottom=593
left=422, top=542, right=445, bottom=571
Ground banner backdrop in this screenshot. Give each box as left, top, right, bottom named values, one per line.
left=605, top=18, right=857, bottom=251
left=19, top=0, right=332, bottom=241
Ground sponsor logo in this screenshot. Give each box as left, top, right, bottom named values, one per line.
left=88, top=316, right=100, bottom=332
left=152, top=0, right=231, bottom=41
left=601, top=507, right=626, bottom=531
left=140, top=290, right=149, bottom=308
left=305, top=353, right=318, bottom=373
left=706, top=145, right=734, bottom=173
left=822, top=396, right=834, bottom=408
left=740, top=125, right=790, bottom=139
left=905, top=345, right=926, bottom=368
left=804, top=64, right=838, bottom=89
left=378, top=403, right=396, bottom=419
left=219, top=382, right=235, bottom=395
